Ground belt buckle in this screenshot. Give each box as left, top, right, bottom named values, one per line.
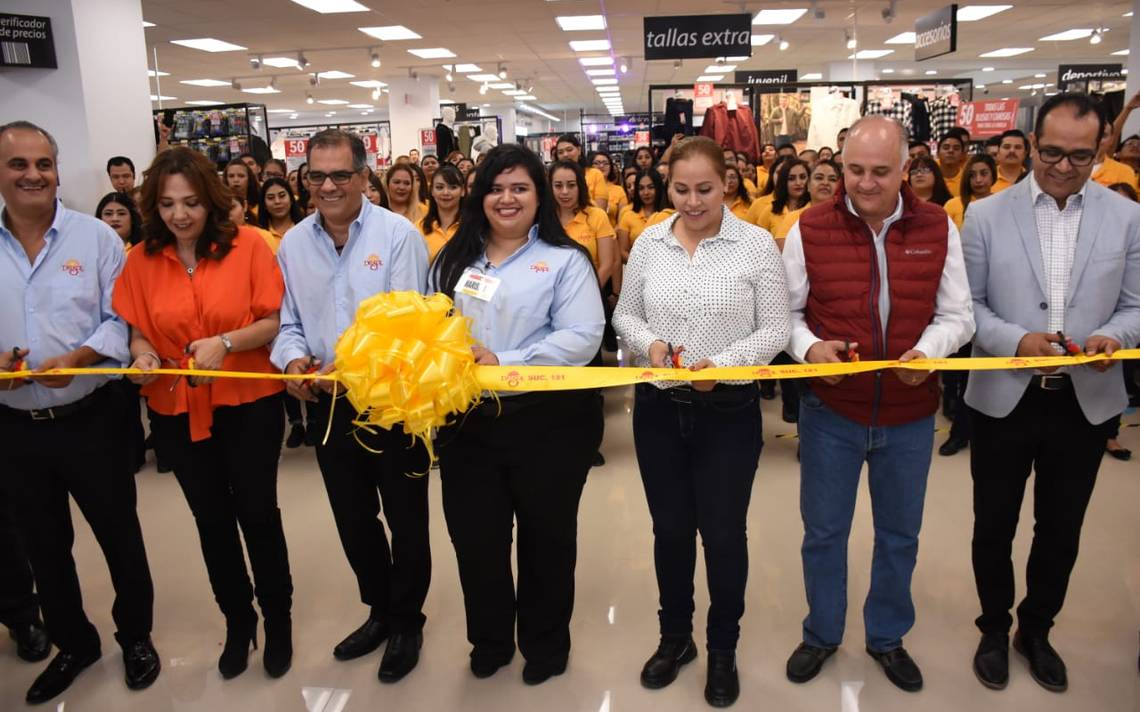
left=1038, top=374, right=1066, bottom=391
left=29, top=407, right=55, bottom=421
left=670, top=388, right=694, bottom=405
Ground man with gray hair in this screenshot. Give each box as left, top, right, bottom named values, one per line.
left=0, top=121, right=160, bottom=703
left=780, top=116, right=974, bottom=692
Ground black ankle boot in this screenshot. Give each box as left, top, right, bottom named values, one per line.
left=705, top=649, right=739, bottom=707
left=263, top=616, right=293, bottom=678
left=218, top=615, right=258, bottom=680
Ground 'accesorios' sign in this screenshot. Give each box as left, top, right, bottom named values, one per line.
left=914, top=4, right=957, bottom=61
left=643, top=14, right=752, bottom=61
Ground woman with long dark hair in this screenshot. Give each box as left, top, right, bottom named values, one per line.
left=431, top=144, right=604, bottom=686
left=258, top=178, right=304, bottom=242
left=419, top=163, right=464, bottom=262
left=723, top=165, right=751, bottom=220
left=97, top=191, right=144, bottom=249
left=555, top=134, right=608, bottom=211
left=746, top=154, right=790, bottom=226
left=364, top=172, right=389, bottom=209
left=549, top=160, right=616, bottom=290
left=633, top=146, right=656, bottom=171
left=906, top=154, right=953, bottom=206
left=590, top=150, right=627, bottom=225
left=386, top=163, right=424, bottom=224
left=617, top=168, right=667, bottom=262
left=943, top=154, right=997, bottom=229
left=223, top=158, right=260, bottom=222
left=114, top=147, right=293, bottom=681
left=755, top=159, right=810, bottom=238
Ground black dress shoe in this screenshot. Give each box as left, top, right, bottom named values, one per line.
left=10, top=620, right=51, bottom=662
left=867, top=646, right=923, bottom=692
left=1013, top=630, right=1067, bottom=692
left=760, top=383, right=776, bottom=400
left=782, top=401, right=799, bottom=424
left=470, top=650, right=513, bottom=678
left=219, top=616, right=258, bottom=680
left=592, top=451, right=605, bottom=467
left=26, top=649, right=101, bottom=705
left=522, top=656, right=567, bottom=685
left=378, top=631, right=422, bottom=683
left=938, top=436, right=969, bottom=456
left=263, top=616, right=293, bottom=679
left=786, top=642, right=837, bottom=683
left=333, top=618, right=388, bottom=661
left=1106, top=445, right=1132, bottom=461
left=123, top=637, right=161, bottom=690
left=640, top=636, right=697, bottom=689
left=285, top=422, right=306, bottom=449
left=704, top=649, right=739, bottom=707
left=973, top=633, right=1009, bottom=690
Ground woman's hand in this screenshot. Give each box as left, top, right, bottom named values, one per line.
left=688, top=358, right=717, bottom=392
left=128, top=352, right=161, bottom=386
left=186, top=336, right=227, bottom=386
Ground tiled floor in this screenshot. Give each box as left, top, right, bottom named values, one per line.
left=1, top=387, right=1137, bottom=711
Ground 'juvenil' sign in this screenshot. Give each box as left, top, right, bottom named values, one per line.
left=643, top=14, right=752, bottom=61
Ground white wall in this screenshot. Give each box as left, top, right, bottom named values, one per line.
left=0, top=0, right=152, bottom=214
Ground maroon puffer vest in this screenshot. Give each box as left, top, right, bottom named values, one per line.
left=799, top=182, right=948, bottom=426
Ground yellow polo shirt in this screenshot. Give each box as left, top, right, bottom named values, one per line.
left=743, top=179, right=759, bottom=199
left=943, top=197, right=965, bottom=230
left=645, top=208, right=676, bottom=228
left=585, top=167, right=610, bottom=207
left=418, top=217, right=459, bottom=263
left=745, top=193, right=775, bottom=227
left=618, top=209, right=651, bottom=245
left=563, top=206, right=615, bottom=269
left=727, top=197, right=751, bottom=221
left=1092, top=156, right=1139, bottom=190
left=939, top=162, right=963, bottom=198
left=772, top=205, right=806, bottom=240
left=606, top=184, right=628, bottom=226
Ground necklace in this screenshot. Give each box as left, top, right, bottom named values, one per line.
left=186, top=265, right=195, bottom=276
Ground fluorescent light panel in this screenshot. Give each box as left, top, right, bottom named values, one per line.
left=180, top=79, right=230, bottom=86
left=467, top=73, right=501, bottom=82
left=556, top=15, right=606, bottom=31
left=242, top=87, right=281, bottom=94
left=592, top=78, right=618, bottom=85
left=957, top=5, right=1012, bottom=21
left=170, top=38, right=246, bottom=52
left=142, top=20, right=155, bottom=27
left=407, top=48, right=456, bottom=58
left=347, top=103, right=373, bottom=108
left=147, top=69, right=169, bottom=77
left=317, top=99, right=350, bottom=104
left=184, top=100, right=223, bottom=106
left=502, top=90, right=527, bottom=96
left=751, top=34, right=774, bottom=45
left=1113, top=49, right=1130, bottom=55
left=570, top=39, right=611, bottom=52
left=289, top=0, right=370, bottom=12
left=453, top=64, right=482, bottom=72
left=349, top=79, right=388, bottom=88
left=1039, top=28, right=1095, bottom=41
left=267, top=109, right=297, bottom=113
left=801, top=72, right=823, bottom=79
left=696, top=75, right=725, bottom=81
left=586, top=68, right=616, bottom=76
left=150, top=95, right=177, bottom=101
left=488, top=82, right=514, bottom=89
left=579, top=56, right=614, bottom=66
left=849, top=49, right=894, bottom=59
left=704, top=65, right=736, bottom=73
left=886, top=32, right=915, bottom=44
left=881, top=68, right=896, bottom=74
left=979, top=47, right=1034, bottom=57
left=317, top=70, right=355, bottom=79
left=515, top=95, right=536, bottom=100
left=262, top=56, right=300, bottom=68
left=357, top=25, right=422, bottom=41
left=752, top=8, right=807, bottom=24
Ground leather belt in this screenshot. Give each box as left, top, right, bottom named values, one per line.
left=0, top=386, right=106, bottom=422
left=1030, top=373, right=1072, bottom=391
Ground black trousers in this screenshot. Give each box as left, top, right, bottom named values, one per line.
left=0, top=385, right=154, bottom=654
left=149, top=393, right=291, bottom=623
left=970, top=380, right=1111, bottom=636
left=944, top=342, right=973, bottom=441
left=283, top=390, right=304, bottom=425
left=115, top=379, right=147, bottom=472
left=309, top=392, right=430, bottom=633
left=632, top=383, right=763, bottom=650
left=0, top=496, right=38, bottom=629
left=438, top=390, right=602, bottom=665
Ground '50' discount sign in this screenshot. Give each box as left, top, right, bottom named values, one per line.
left=284, top=138, right=309, bottom=157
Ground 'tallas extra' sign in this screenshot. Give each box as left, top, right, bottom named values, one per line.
left=643, top=14, right=752, bottom=61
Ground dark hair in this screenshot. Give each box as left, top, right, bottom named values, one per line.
left=257, top=177, right=304, bottom=229
left=761, top=142, right=777, bottom=152
left=762, top=154, right=791, bottom=196
left=960, top=154, right=998, bottom=210
left=238, top=151, right=261, bottom=167
left=724, top=165, right=750, bottom=203
left=908, top=154, right=953, bottom=206
left=295, top=162, right=311, bottom=212
left=421, top=154, right=440, bottom=166
left=306, top=128, right=368, bottom=171
left=946, top=127, right=971, bottom=143
left=456, top=157, right=475, bottom=173
left=366, top=172, right=389, bottom=208
left=817, top=146, right=834, bottom=157
left=385, top=163, right=418, bottom=206
left=985, top=135, right=1003, bottom=149
left=106, top=155, right=135, bottom=174
left=432, top=144, right=592, bottom=297
left=938, top=131, right=967, bottom=150
left=1108, top=182, right=1139, bottom=201
left=555, top=133, right=587, bottom=167
left=998, top=129, right=1029, bottom=150
left=140, top=147, right=236, bottom=260
left=630, top=168, right=666, bottom=214
left=95, top=191, right=143, bottom=246
left=223, top=158, right=260, bottom=220
left=907, top=140, right=928, bottom=152
left=263, top=158, right=287, bottom=176
left=1117, top=134, right=1140, bottom=152
left=422, top=163, right=464, bottom=234
left=549, top=160, right=591, bottom=213
left=588, top=150, right=619, bottom=183
left=408, top=162, right=430, bottom=202
left=633, top=146, right=655, bottom=165
left=776, top=143, right=796, bottom=154
left=773, top=159, right=811, bottom=214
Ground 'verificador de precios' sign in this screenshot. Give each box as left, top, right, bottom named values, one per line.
left=0, top=13, right=57, bottom=69
left=643, top=14, right=752, bottom=61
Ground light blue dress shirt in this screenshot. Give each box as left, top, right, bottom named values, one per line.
left=431, top=226, right=604, bottom=371
left=0, top=201, right=129, bottom=410
left=271, top=199, right=429, bottom=370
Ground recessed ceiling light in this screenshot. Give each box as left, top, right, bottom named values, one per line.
left=515, top=95, right=536, bottom=101
left=1125, top=11, right=1134, bottom=17
left=488, top=82, right=514, bottom=89
left=751, top=34, right=775, bottom=45
left=407, top=48, right=456, bottom=59
left=349, top=80, right=388, bottom=88
left=752, top=8, right=807, bottom=24
left=243, top=87, right=282, bottom=94
left=147, top=69, right=169, bottom=77
left=261, top=56, right=301, bottom=69
left=925, top=70, right=938, bottom=75
left=592, top=78, right=618, bottom=85
left=801, top=72, right=823, bottom=80
left=185, top=100, right=224, bottom=106
left=1001, top=79, right=1013, bottom=84
left=1039, top=28, right=1096, bottom=42
left=142, top=20, right=155, bottom=28
left=347, top=103, right=374, bottom=108
left=467, top=73, right=501, bottom=82
left=180, top=78, right=230, bottom=87
left=704, top=65, right=736, bottom=73
left=886, top=32, right=915, bottom=44
left=452, top=64, right=482, bottom=73
left=849, top=49, right=894, bottom=59
left=556, top=15, right=607, bottom=31
left=1112, top=49, right=1130, bottom=55
left=289, top=0, right=370, bottom=12
left=579, top=56, right=615, bottom=67
left=982, top=66, right=995, bottom=71
left=150, top=95, right=177, bottom=101
left=980, top=47, right=1034, bottom=57
left=316, top=70, right=355, bottom=80
left=586, top=68, right=616, bottom=76
left=318, top=99, right=350, bottom=104
left=570, top=39, right=611, bottom=52
left=696, top=75, right=725, bottom=82
left=975, top=84, right=986, bottom=89
left=267, top=109, right=296, bottom=113
left=881, top=68, right=896, bottom=74
left=170, top=38, right=247, bottom=53
left=1033, top=73, right=1046, bottom=78
left=503, top=90, right=527, bottom=96
left=439, top=99, right=456, bottom=104
left=358, top=25, right=422, bottom=41
left=956, top=5, right=1012, bottom=21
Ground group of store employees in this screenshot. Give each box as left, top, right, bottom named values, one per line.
left=1, top=90, right=1138, bottom=708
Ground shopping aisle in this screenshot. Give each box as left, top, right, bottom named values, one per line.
left=0, top=388, right=1136, bottom=712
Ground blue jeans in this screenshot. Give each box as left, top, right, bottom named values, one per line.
left=797, top=387, right=934, bottom=652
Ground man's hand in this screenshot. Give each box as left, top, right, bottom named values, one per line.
left=1126, top=90, right=1140, bottom=113
left=1083, top=334, right=1121, bottom=373
left=688, top=358, right=717, bottom=392
left=128, top=352, right=161, bottom=386
left=648, top=340, right=674, bottom=368
left=32, top=351, right=82, bottom=389
left=893, top=349, right=930, bottom=386
left=1016, top=332, right=1063, bottom=374
left=187, top=336, right=227, bottom=386
left=284, top=358, right=319, bottom=402
left=805, top=340, right=857, bottom=386
left=0, top=348, right=29, bottom=392
left=472, top=346, right=499, bottom=366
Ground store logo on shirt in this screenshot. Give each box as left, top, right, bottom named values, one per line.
left=903, top=248, right=933, bottom=256
left=61, top=259, right=83, bottom=276
left=363, top=253, right=383, bottom=271
left=529, top=261, right=550, bottom=273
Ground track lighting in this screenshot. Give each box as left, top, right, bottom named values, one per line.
left=249, top=55, right=262, bottom=70
left=619, top=58, right=629, bottom=74
left=845, top=29, right=857, bottom=50
left=370, top=51, right=381, bottom=68
left=408, top=68, right=419, bottom=80
left=306, top=93, right=314, bottom=104
left=777, top=34, right=790, bottom=51
left=269, top=76, right=278, bottom=89
left=881, top=0, right=897, bottom=24
left=673, top=59, right=682, bottom=69
left=445, top=69, right=454, bottom=82
left=371, top=88, right=381, bottom=100
left=297, top=51, right=310, bottom=68
left=479, top=82, right=488, bottom=95
left=1090, top=28, right=1103, bottom=45
left=448, top=82, right=456, bottom=93
left=811, top=0, right=825, bottom=20
left=231, top=78, right=242, bottom=90
left=309, top=73, right=319, bottom=86
left=498, top=63, right=508, bottom=79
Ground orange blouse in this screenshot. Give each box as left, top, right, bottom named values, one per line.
left=113, top=226, right=285, bottom=441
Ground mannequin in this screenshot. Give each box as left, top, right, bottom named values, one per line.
left=725, top=90, right=738, bottom=111
left=436, top=106, right=458, bottom=159
left=471, top=123, right=499, bottom=160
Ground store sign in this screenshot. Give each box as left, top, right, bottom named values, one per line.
left=282, top=137, right=309, bottom=173
left=1057, top=64, right=1125, bottom=82
left=419, top=128, right=438, bottom=157
left=956, top=99, right=1019, bottom=138
left=452, top=103, right=482, bottom=121
left=914, top=4, right=957, bottom=61
left=734, top=69, right=798, bottom=86
left=634, top=130, right=650, bottom=147
left=0, top=13, right=57, bottom=68
left=643, top=14, right=752, bottom=61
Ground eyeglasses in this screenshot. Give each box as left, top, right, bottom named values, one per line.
left=1036, top=145, right=1096, bottom=167
left=306, top=170, right=358, bottom=186
left=909, top=165, right=933, bottom=175
left=592, top=160, right=610, bottom=168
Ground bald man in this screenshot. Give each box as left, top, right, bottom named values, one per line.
left=781, top=116, right=975, bottom=692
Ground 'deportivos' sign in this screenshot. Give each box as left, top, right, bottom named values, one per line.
left=0, top=13, right=57, bottom=69
left=643, top=14, right=752, bottom=61
left=734, top=69, right=798, bottom=86
left=914, top=4, right=957, bottom=61
left=1057, top=64, right=1125, bottom=82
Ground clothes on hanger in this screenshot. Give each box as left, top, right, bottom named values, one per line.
left=865, top=96, right=913, bottom=137
left=457, top=125, right=477, bottom=157
left=928, top=94, right=959, bottom=144
left=901, top=93, right=931, bottom=143
left=435, top=122, right=456, bottom=159
left=663, top=97, right=694, bottom=139
left=806, top=87, right=862, bottom=150
left=699, top=101, right=760, bottom=161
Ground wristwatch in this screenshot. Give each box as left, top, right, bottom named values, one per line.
left=219, top=333, right=233, bottom=353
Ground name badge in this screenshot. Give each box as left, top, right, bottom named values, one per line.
left=456, top=268, right=501, bottom=302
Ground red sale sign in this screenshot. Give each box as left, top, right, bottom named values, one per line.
left=360, top=133, right=378, bottom=154
left=956, top=99, right=1020, bottom=138
left=284, top=137, right=308, bottom=157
